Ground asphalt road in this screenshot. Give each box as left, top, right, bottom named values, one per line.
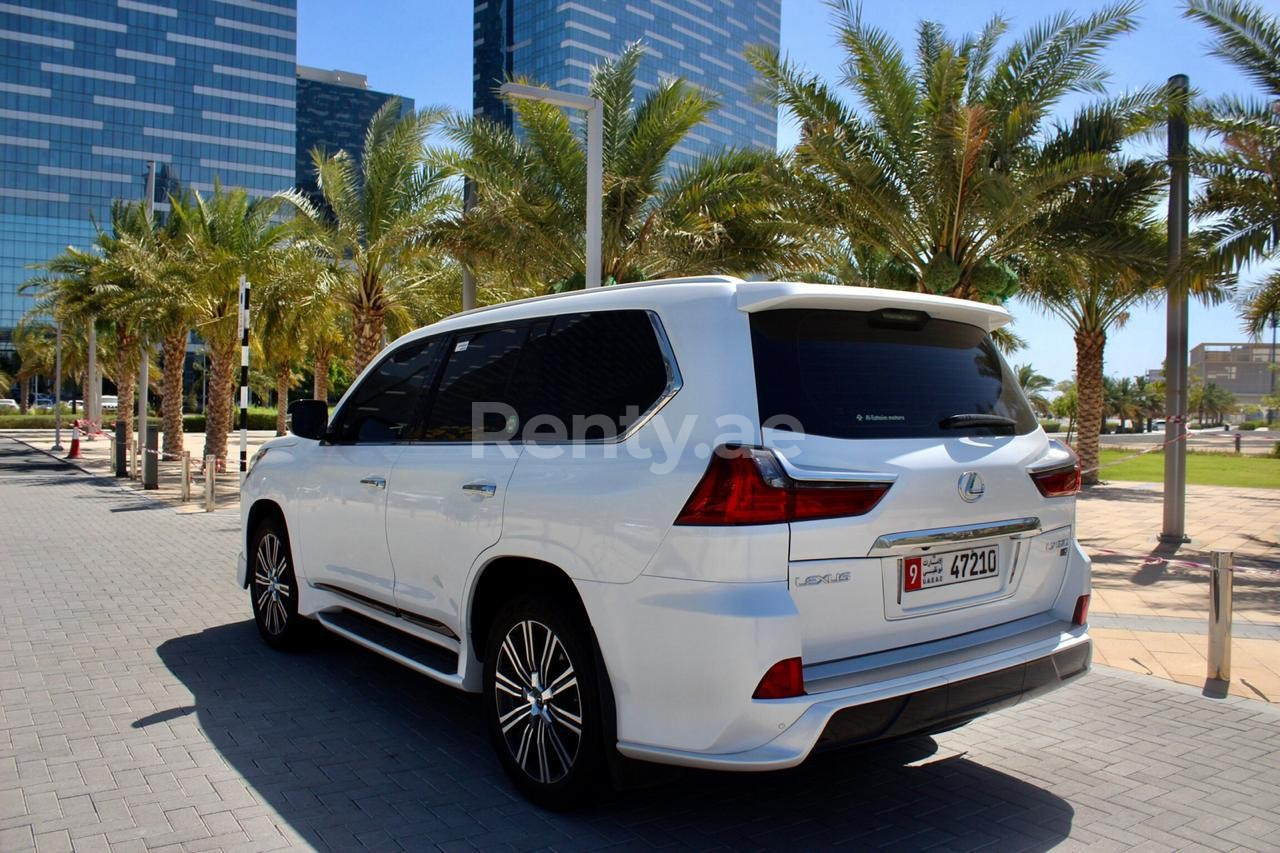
left=1, top=436, right=1278, bottom=851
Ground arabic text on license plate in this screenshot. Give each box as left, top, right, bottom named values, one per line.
left=903, top=545, right=999, bottom=592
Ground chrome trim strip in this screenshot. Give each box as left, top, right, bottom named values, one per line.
left=871, top=517, right=1041, bottom=552
left=773, top=452, right=899, bottom=485
left=311, top=582, right=460, bottom=640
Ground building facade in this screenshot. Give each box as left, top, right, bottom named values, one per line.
left=294, top=65, right=414, bottom=210
left=1190, top=341, right=1279, bottom=417
left=0, top=0, right=298, bottom=345
left=472, top=0, right=780, bottom=164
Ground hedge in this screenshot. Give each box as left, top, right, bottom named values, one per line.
left=1039, top=420, right=1062, bottom=433
left=0, top=412, right=281, bottom=431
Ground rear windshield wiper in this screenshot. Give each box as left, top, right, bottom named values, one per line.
left=939, top=413, right=1017, bottom=431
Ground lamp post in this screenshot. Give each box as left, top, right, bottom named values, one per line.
left=1161, top=74, right=1190, bottom=545
left=52, top=320, right=63, bottom=452
left=498, top=82, right=603, bottom=289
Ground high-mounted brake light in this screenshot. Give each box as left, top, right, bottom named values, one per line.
left=753, top=657, right=805, bottom=699
left=1031, top=461, right=1082, bottom=497
left=674, top=446, right=892, bottom=525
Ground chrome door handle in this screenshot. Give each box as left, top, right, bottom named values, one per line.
left=462, top=481, right=497, bottom=497
left=360, top=475, right=386, bottom=489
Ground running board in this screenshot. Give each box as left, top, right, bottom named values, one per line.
left=318, top=609, right=463, bottom=687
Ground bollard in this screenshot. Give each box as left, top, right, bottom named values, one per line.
left=1208, top=551, right=1233, bottom=682
left=114, top=420, right=127, bottom=477
left=1234, top=433, right=1241, bottom=453
left=131, top=438, right=140, bottom=480
left=204, top=454, right=215, bottom=512
left=181, top=451, right=191, bottom=502
left=142, top=428, right=158, bottom=490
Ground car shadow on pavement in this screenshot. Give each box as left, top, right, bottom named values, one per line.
left=154, top=620, right=1075, bottom=850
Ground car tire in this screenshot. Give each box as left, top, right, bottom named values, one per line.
left=484, top=594, right=607, bottom=810
left=248, top=518, right=307, bottom=650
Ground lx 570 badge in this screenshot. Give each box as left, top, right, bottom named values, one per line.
left=795, top=571, right=851, bottom=587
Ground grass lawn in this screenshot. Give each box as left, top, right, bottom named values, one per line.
left=1097, top=448, right=1280, bottom=489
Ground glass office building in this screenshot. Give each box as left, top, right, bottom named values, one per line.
left=295, top=66, right=414, bottom=210
left=473, top=0, right=779, bottom=164
left=0, top=0, right=298, bottom=345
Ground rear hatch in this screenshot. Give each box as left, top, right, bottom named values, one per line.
left=749, top=305, right=1078, bottom=664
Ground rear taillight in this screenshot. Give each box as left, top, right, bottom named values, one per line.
left=674, top=446, right=891, bottom=526
left=1030, top=460, right=1081, bottom=497
left=1072, top=594, right=1090, bottom=626
left=753, top=657, right=805, bottom=699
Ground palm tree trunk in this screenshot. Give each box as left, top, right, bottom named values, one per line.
left=313, top=351, right=330, bottom=402
left=274, top=365, right=290, bottom=436
left=1075, top=329, right=1106, bottom=487
left=161, top=329, right=187, bottom=460
left=114, top=328, right=137, bottom=437
left=352, top=306, right=385, bottom=376
left=19, top=377, right=30, bottom=414
left=201, top=337, right=239, bottom=467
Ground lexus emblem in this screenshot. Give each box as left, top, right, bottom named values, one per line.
left=958, top=471, right=985, bottom=502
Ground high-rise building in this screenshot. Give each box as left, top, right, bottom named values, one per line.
left=472, top=0, right=779, bottom=164
left=0, top=0, right=298, bottom=345
left=294, top=65, right=414, bottom=210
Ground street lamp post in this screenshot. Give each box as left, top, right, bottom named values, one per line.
left=498, top=82, right=603, bottom=289
left=52, top=321, right=63, bottom=452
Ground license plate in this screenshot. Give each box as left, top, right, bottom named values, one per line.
left=903, top=545, right=1000, bottom=592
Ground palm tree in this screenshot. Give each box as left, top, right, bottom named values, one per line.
left=11, top=323, right=53, bottom=413
left=1015, top=364, right=1054, bottom=416
left=172, top=185, right=294, bottom=466
left=94, top=199, right=175, bottom=445
left=1183, top=0, right=1280, bottom=334
left=282, top=100, right=455, bottom=374
left=749, top=2, right=1163, bottom=303
left=444, top=43, right=807, bottom=297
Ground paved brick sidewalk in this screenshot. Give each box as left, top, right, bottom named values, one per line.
left=1077, top=482, right=1280, bottom=703
left=2, top=437, right=1279, bottom=851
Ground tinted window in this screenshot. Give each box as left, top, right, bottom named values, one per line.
left=330, top=339, right=443, bottom=444
left=422, top=324, right=529, bottom=441
left=751, top=309, right=1037, bottom=439
left=512, top=311, right=670, bottom=440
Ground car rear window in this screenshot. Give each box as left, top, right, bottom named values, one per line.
left=750, top=308, right=1037, bottom=439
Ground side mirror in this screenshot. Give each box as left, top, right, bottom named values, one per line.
left=288, top=399, right=329, bottom=441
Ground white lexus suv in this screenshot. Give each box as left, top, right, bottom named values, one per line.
left=239, top=276, right=1091, bottom=808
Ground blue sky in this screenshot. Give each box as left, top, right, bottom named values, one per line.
left=297, top=0, right=1265, bottom=385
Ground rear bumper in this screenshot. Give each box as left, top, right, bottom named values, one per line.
left=615, top=621, right=1090, bottom=771
left=815, top=638, right=1090, bottom=752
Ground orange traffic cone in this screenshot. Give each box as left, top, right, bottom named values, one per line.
left=66, top=421, right=81, bottom=459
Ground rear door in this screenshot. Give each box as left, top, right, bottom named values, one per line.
left=749, top=308, right=1076, bottom=663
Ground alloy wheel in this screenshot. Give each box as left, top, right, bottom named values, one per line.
left=253, top=532, right=291, bottom=636
left=493, top=619, right=583, bottom=784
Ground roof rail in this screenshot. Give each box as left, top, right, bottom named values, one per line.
left=635, top=275, right=745, bottom=286
left=445, top=274, right=745, bottom=321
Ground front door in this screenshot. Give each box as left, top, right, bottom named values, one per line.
left=297, top=337, right=444, bottom=606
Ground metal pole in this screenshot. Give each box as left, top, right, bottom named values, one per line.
left=1208, top=551, right=1233, bottom=681
left=136, top=159, right=155, bottom=480
left=1161, top=74, right=1190, bottom=544
left=585, top=100, right=603, bottom=289
left=238, top=276, right=249, bottom=482
left=87, top=320, right=98, bottom=427
left=1268, top=314, right=1277, bottom=426
left=181, top=451, right=191, bottom=501
left=204, top=454, right=215, bottom=512
left=461, top=179, right=476, bottom=311
left=52, top=321, right=63, bottom=451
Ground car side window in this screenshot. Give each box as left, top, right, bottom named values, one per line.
left=421, top=324, right=529, bottom=442
left=512, top=310, right=670, bottom=440
left=328, top=338, right=443, bottom=444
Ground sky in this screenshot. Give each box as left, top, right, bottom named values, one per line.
left=296, top=0, right=1267, bottom=385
